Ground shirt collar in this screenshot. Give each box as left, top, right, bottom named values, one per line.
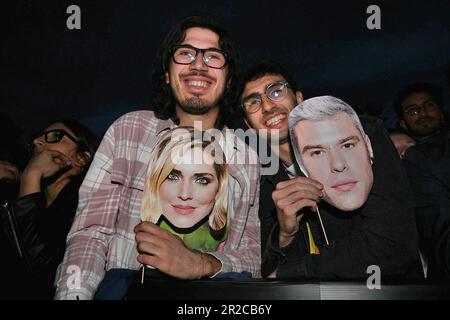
left=155, top=117, right=176, bottom=135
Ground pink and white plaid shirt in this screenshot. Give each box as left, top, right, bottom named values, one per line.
left=54, top=111, right=261, bottom=299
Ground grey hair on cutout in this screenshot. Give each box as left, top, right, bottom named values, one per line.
left=288, top=95, right=368, bottom=176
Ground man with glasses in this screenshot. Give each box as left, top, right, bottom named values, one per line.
left=239, top=62, right=422, bottom=280
left=394, top=82, right=446, bottom=143
left=55, top=15, right=261, bottom=300
left=396, top=83, right=450, bottom=280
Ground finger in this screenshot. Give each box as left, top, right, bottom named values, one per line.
left=280, top=199, right=318, bottom=216
left=2, top=163, right=18, bottom=171
left=0, top=171, right=16, bottom=181
left=274, top=182, right=323, bottom=200
left=136, top=237, right=162, bottom=256
left=135, top=221, right=172, bottom=239
left=44, top=150, right=70, bottom=165
left=135, top=230, right=156, bottom=245
left=134, top=221, right=145, bottom=233
left=3, top=166, right=18, bottom=176
left=135, top=226, right=170, bottom=245
left=52, top=155, right=70, bottom=167
left=44, top=149, right=68, bottom=159
left=9, top=166, right=19, bottom=175
left=0, top=161, right=16, bottom=167
left=0, top=163, right=19, bottom=174
left=36, top=150, right=68, bottom=168
left=135, top=221, right=159, bottom=234
left=273, top=183, right=323, bottom=201
left=276, top=176, right=323, bottom=190
left=137, top=253, right=161, bottom=269
left=135, top=230, right=168, bottom=248
left=283, top=199, right=318, bottom=216
left=276, top=190, right=321, bottom=208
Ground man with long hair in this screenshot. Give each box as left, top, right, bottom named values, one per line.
left=55, top=15, right=260, bottom=300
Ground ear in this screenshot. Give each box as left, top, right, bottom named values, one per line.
left=295, top=90, right=304, bottom=104
left=73, top=151, right=91, bottom=168
left=364, top=134, right=374, bottom=160
left=399, top=120, right=407, bottom=130
left=164, top=71, right=170, bottom=84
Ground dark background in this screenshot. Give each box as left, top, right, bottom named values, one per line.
left=2, top=0, right=450, bottom=141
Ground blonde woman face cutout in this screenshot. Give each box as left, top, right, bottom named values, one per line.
left=159, top=146, right=220, bottom=229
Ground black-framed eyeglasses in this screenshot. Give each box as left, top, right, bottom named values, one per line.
left=241, top=82, right=290, bottom=114
left=403, top=99, right=440, bottom=117
left=171, top=45, right=228, bottom=69
left=38, top=129, right=82, bottom=146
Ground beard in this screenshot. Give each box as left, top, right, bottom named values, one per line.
left=260, top=128, right=289, bottom=146
left=177, top=96, right=220, bottom=115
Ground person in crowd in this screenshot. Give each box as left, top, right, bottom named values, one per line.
left=403, top=129, right=450, bottom=280
left=238, top=62, right=422, bottom=279
left=94, top=127, right=231, bottom=300
left=0, top=112, right=27, bottom=204
left=389, top=129, right=416, bottom=159
left=401, top=76, right=450, bottom=280
left=54, top=15, right=260, bottom=300
left=0, top=118, right=98, bottom=299
left=394, top=82, right=446, bottom=143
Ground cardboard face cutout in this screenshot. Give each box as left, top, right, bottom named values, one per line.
left=290, top=97, right=374, bottom=212
left=158, top=148, right=219, bottom=229
left=141, top=127, right=228, bottom=252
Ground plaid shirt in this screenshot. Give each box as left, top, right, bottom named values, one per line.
left=54, top=111, right=261, bottom=299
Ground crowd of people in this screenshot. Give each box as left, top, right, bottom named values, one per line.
left=1, top=14, right=449, bottom=300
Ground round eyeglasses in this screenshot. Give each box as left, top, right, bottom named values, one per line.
left=171, top=45, right=228, bottom=69
left=241, top=82, right=290, bottom=113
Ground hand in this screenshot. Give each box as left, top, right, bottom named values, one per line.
left=19, top=150, right=71, bottom=197
left=268, top=270, right=277, bottom=278
left=0, top=161, right=20, bottom=182
left=272, top=177, right=323, bottom=247
left=23, top=149, right=70, bottom=180
left=135, top=222, right=218, bottom=279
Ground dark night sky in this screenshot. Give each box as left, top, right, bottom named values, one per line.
left=2, top=0, right=450, bottom=141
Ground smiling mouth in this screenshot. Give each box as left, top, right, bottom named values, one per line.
left=186, top=80, right=209, bottom=88
left=182, top=72, right=214, bottom=89
left=172, top=205, right=196, bottom=215
left=265, top=114, right=286, bottom=127
left=331, top=181, right=357, bottom=192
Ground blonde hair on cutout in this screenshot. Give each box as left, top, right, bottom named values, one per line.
left=140, top=127, right=228, bottom=231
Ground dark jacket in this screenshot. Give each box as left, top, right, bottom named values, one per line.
left=403, top=131, right=450, bottom=280
left=0, top=176, right=83, bottom=299
left=260, top=116, right=423, bottom=280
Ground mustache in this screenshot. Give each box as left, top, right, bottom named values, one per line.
left=181, top=71, right=216, bottom=82
left=415, top=116, right=434, bottom=125
left=263, top=108, right=286, bottom=117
